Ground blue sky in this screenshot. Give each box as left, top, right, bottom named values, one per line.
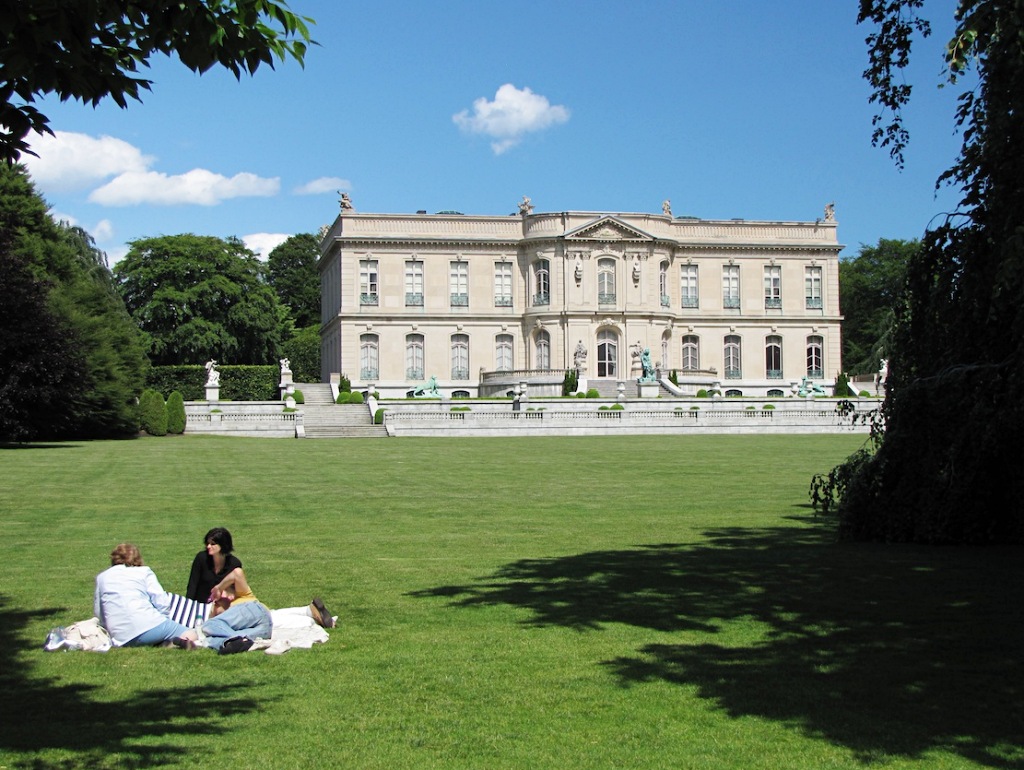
left=22, top=1, right=966, bottom=264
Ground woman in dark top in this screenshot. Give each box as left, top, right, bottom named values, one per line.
left=186, top=527, right=242, bottom=602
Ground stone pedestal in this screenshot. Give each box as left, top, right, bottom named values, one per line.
left=206, top=386, right=220, bottom=402
left=638, top=382, right=660, bottom=399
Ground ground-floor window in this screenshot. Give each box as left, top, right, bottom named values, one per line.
left=681, top=335, right=699, bottom=371
left=406, top=334, right=424, bottom=381
left=724, top=335, right=742, bottom=379
left=496, top=334, right=513, bottom=372
left=360, top=334, right=378, bottom=380
left=765, top=335, right=783, bottom=379
left=451, top=334, right=469, bottom=380
left=806, top=335, right=823, bottom=379
left=535, top=330, right=550, bottom=370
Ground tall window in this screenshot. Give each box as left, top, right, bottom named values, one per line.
left=535, top=329, right=551, bottom=370
left=765, top=335, right=783, bottom=379
left=597, top=330, right=618, bottom=377
left=360, top=334, right=379, bottom=380
left=682, top=335, right=700, bottom=371
left=806, top=335, right=823, bottom=378
left=494, top=262, right=512, bottom=307
left=405, top=334, right=424, bottom=380
left=450, top=261, right=468, bottom=307
left=764, top=265, right=782, bottom=309
left=405, top=260, right=423, bottom=306
left=534, top=260, right=550, bottom=306
left=495, top=334, right=513, bottom=372
left=724, top=335, right=742, bottom=378
left=598, top=258, right=616, bottom=304
left=660, top=262, right=670, bottom=307
left=360, top=259, right=378, bottom=305
left=805, top=266, right=823, bottom=309
left=451, top=334, right=469, bottom=380
left=723, top=265, right=740, bottom=309
left=681, top=264, right=699, bottom=308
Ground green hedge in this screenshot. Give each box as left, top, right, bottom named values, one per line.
left=138, top=389, right=167, bottom=436
left=146, top=365, right=278, bottom=401
left=166, top=391, right=186, bottom=434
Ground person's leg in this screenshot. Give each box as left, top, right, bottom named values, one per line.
left=125, top=619, right=192, bottom=647
left=201, top=602, right=272, bottom=651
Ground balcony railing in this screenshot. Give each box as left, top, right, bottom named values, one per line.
left=807, top=368, right=824, bottom=379
left=598, top=292, right=616, bottom=305
left=405, top=292, right=423, bottom=306
left=723, top=296, right=740, bottom=309
left=533, top=293, right=550, bottom=306
left=806, top=297, right=823, bottom=309
left=360, top=293, right=378, bottom=306
left=764, top=297, right=782, bottom=309
left=494, top=295, right=513, bottom=307
left=660, top=294, right=670, bottom=307
left=681, top=296, right=699, bottom=309
left=450, top=293, right=469, bottom=307
left=360, top=368, right=378, bottom=380
left=451, top=367, right=469, bottom=380
left=724, top=367, right=742, bottom=379
left=406, top=367, right=424, bottom=380
left=766, top=368, right=783, bottom=379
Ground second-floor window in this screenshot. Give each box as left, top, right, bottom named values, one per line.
left=405, top=260, right=423, bottom=306
left=764, top=265, right=782, bottom=309
left=534, top=260, right=550, bottom=306
left=598, top=258, right=616, bottom=304
left=494, top=262, right=512, bottom=307
left=660, top=262, right=669, bottom=307
left=360, top=259, right=378, bottom=305
left=450, top=261, right=468, bottom=307
left=681, top=264, right=699, bottom=308
left=723, top=265, right=740, bottom=309
left=805, top=266, right=823, bottom=309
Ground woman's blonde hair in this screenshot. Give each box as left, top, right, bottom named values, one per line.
left=110, top=543, right=144, bottom=567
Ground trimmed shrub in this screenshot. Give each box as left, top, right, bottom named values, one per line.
left=858, top=390, right=871, bottom=397
left=338, top=374, right=352, bottom=393
left=763, top=404, right=775, bottom=410
left=346, top=391, right=364, bottom=404
left=669, top=369, right=679, bottom=385
left=610, top=403, right=624, bottom=411
left=165, top=391, right=186, bottom=434
left=292, top=389, right=304, bottom=404
left=138, top=389, right=167, bottom=436
left=833, top=372, right=855, bottom=397
left=696, top=389, right=708, bottom=398
left=576, top=392, right=586, bottom=398
left=373, top=408, right=386, bottom=424
left=585, top=388, right=600, bottom=398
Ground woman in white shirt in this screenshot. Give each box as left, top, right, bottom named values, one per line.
left=94, top=543, right=199, bottom=648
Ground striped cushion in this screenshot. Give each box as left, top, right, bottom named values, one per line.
left=166, top=594, right=209, bottom=628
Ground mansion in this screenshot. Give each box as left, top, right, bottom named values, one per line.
left=318, top=201, right=843, bottom=398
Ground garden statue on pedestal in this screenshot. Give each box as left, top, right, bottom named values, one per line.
left=204, top=360, right=220, bottom=402
left=412, top=376, right=441, bottom=398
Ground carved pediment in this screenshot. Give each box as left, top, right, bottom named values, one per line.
left=564, top=216, right=654, bottom=243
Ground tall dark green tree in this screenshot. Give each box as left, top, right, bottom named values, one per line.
left=839, top=238, right=918, bottom=374
left=114, top=234, right=287, bottom=366
left=267, top=233, right=321, bottom=329
left=825, top=1, right=1024, bottom=543
left=0, top=164, right=148, bottom=440
left=0, top=1, right=313, bottom=162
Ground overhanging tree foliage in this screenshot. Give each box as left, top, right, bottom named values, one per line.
left=267, top=232, right=321, bottom=328
left=819, top=1, right=1024, bottom=543
left=114, top=234, right=287, bottom=366
left=0, top=0, right=314, bottom=162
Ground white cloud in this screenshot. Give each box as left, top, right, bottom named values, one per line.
left=89, top=169, right=280, bottom=206
left=92, top=218, right=115, bottom=242
left=244, top=232, right=291, bottom=259
left=453, top=84, right=570, bottom=154
left=294, top=176, right=351, bottom=195
left=24, top=131, right=154, bottom=191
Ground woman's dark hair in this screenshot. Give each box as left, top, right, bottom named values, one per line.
left=204, top=527, right=233, bottom=554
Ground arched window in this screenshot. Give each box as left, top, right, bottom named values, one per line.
left=535, top=329, right=551, bottom=370
left=598, top=258, right=616, bottom=304
left=681, top=335, right=700, bottom=371
left=765, top=335, right=783, bottom=379
left=360, top=334, right=379, bottom=380
left=660, top=261, right=669, bottom=307
left=806, top=335, right=823, bottom=378
left=405, top=334, right=424, bottom=381
left=451, top=333, right=469, bottom=380
left=597, top=329, right=618, bottom=377
left=495, top=334, right=513, bottom=372
left=724, top=335, right=742, bottom=379
left=534, top=260, right=550, bottom=306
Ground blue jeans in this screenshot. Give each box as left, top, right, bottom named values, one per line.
left=201, top=601, right=272, bottom=651
left=127, top=618, right=192, bottom=647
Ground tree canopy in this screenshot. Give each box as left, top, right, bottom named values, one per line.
left=839, top=238, right=918, bottom=374
left=821, top=1, right=1024, bottom=543
left=0, top=0, right=314, bottom=162
left=267, top=232, right=321, bottom=328
left=114, top=234, right=287, bottom=366
left=0, top=164, right=148, bottom=440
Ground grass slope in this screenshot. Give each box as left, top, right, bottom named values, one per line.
left=0, top=435, right=1020, bottom=769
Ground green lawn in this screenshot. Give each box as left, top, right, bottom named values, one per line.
left=1, top=435, right=1020, bottom=769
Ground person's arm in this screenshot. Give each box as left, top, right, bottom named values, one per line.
left=210, top=566, right=250, bottom=602
left=93, top=577, right=102, bottom=621
left=144, top=568, right=173, bottom=615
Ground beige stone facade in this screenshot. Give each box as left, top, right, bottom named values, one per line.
left=319, top=207, right=843, bottom=398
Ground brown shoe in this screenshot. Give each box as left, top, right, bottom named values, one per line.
left=310, top=597, right=335, bottom=628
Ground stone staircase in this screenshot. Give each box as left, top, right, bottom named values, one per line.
left=583, top=379, right=675, bottom=398
left=294, top=383, right=389, bottom=438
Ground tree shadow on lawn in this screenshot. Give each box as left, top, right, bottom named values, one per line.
left=0, top=597, right=263, bottom=769
left=410, top=520, right=1024, bottom=768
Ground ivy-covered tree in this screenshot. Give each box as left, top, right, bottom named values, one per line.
left=822, top=1, right=1024, bottom=543
left=839, top=238, right=918, bottom=374
left=268, top=233, right=321, bottom=328
left=0, top=0, right=313, bottom=162
left=0, top=164, right=148, bottom=440
left=280, top=324, right=321, bottom=382
left=114, top=234, right=287, bottom=366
